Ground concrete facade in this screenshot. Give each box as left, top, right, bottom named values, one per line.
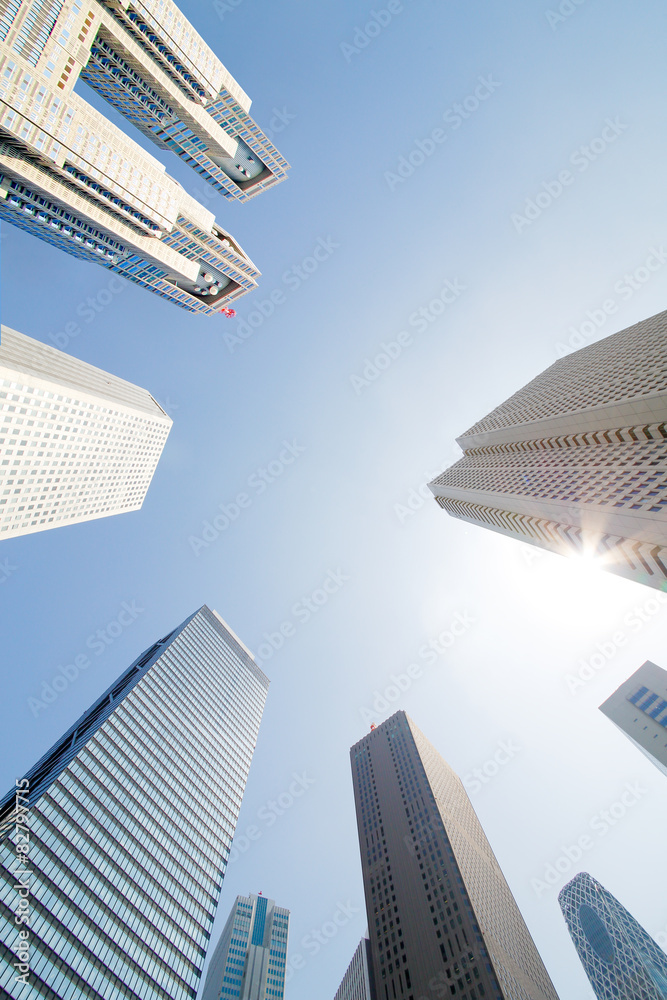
left=600, top=660, right=667, bottom=777
left=0, top=324, right=171, bottom=538
left=0, top=0, right=289, bottom=313
left=334, top=938, right=376, bottom=1000
left=429, top=311, right=667, bottom=590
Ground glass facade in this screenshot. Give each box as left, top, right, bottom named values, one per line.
left=351, top=711, right=560, bottom=1000
left=0, top=605, right=269, bottom=999
left=201, top=894, right=289, bottom=1000
left=627, top=685, right=667, bottom=726
left=559, top=872, right=667, bottom=999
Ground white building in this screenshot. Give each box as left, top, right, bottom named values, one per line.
left=429, top=310, right=667, bottom=590
left=600, top=660, right=667, bottom=778
left=334, top=938, right=376, bottom=1000
left=0, top=0, right=289, bottom=313
left=201, top=894, right=289, bottom=1000
left=0, top=324, right=171, bottom=538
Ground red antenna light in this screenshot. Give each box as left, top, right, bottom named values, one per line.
left=370, top=723, right=376, bottom=730
left=221, top=307, right=236, bottom=318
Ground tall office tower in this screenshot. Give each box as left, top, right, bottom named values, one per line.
left=0, top=606, right=269, bottom=999
left=201, top=893, right=289, bottom=1000
left=428, top=310, right=667, bottom=590
left=0, top=0, right=289, bottom=314
left=0, top=324, right=172, bottom=538
left=599, top=660, right=667, bottom=778
left=350, top=711, right=560, bottom=1000
left=334, top=938, right=377, bottom=1000
left=559, top=872, right=667, bottom=1000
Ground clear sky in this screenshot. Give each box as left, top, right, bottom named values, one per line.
left=2, top=0, right=667, bottom=997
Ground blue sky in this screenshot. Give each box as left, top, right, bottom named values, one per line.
left=2, top=0, right=667, bottom=997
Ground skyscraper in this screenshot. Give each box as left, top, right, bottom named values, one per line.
left=599, top=660, right=667, bottom=777
left=334, top=937, right=377, bottom=1000
left=559, top=872, right=667, bottom=1000
left=350, top=711, right=559, bottom=1000
left=0, top=605, right=269, bottom=999
left=0, top=324, right=172, bottom=538
left=428, top=310, right=667, bottom=590
left=0, top=0, right=289, bottom=313
left=201, top=893, right=289, bottom=1000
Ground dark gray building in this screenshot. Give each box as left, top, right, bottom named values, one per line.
left=600, top=660, right=667, bottom=777
left=350, top=712, right=559, bottom=1000
left=0, top=606, right=269, bottom=999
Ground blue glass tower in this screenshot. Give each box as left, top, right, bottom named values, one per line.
left=201, top=894, right=289, bottom=1000
left=559, top=872, right=667, bottom=999
left=0, top=606, right=269, bottom=999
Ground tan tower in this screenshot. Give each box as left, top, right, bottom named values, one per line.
left=429, top=310, right=667, bottom=590
left=351, top=712, right=560, bottom=1000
